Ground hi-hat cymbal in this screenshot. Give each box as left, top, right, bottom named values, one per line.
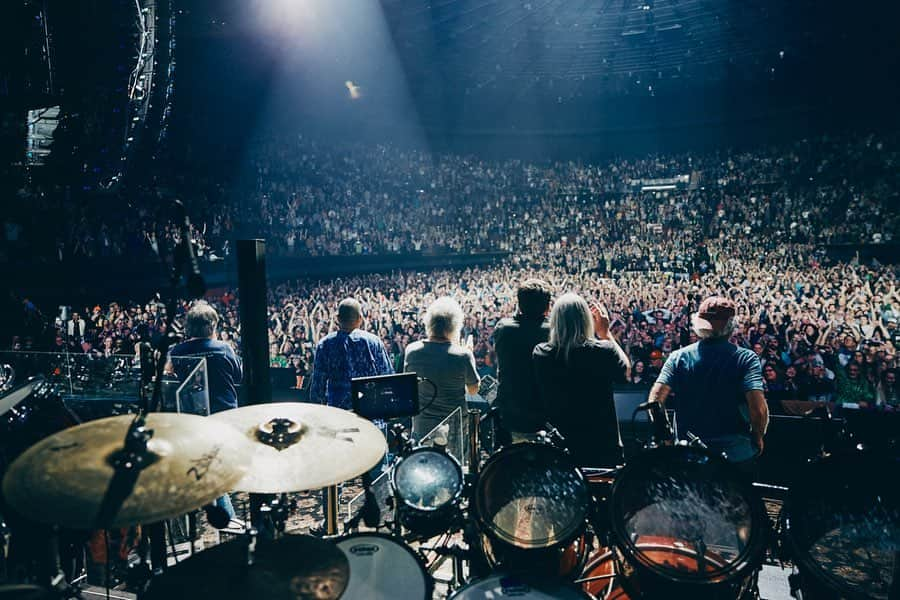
left=143, top=534, right=349, bottom=600
left=1, top=413, right=252, bottom=529
left=211, top=402, right=387, bottom=493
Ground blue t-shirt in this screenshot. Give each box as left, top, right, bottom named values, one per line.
left=309, top=329, right=394, bottom=410
left=656, top=338, right=764, bottom=461
left=169, top=338, right=242, bottom=414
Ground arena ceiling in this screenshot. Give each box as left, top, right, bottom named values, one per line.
left=375, top=0, right=859, bottom=94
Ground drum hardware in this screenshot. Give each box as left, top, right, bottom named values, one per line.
left=0, top=364, right=15, bottom=393
left=467, top=408, right=481, bottom=475
left=536, top=422, right=567, bottom=448
left=418, top=543, right=470, bottom=589
left=325, top=486, right=340, bottom=536
left=256, top=494, right=297, bottom=539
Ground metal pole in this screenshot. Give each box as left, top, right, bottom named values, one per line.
left=325, top=486, right=339, bottom=535
left=468, top=408, right=481, bottom=475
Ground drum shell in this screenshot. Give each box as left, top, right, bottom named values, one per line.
left=473, top=442, right=591, bottom=579
left=390, top=447, right=464, bottom=537
left=480, top=531, right=589, bottom=580
left=608, top=446, right=768, bottom=600
left=780, top=450, right=900, bottom=600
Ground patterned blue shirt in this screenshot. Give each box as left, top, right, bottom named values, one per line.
left=309, top=329, right=394, bottom=409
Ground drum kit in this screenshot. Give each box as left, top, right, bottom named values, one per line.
left=1, top=377, right=898, bottom=599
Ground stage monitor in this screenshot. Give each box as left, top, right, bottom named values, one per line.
left=351, top=373, right=419, bottom=420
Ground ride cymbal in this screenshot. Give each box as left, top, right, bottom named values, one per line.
left=1, top=413, right=252, bottom=529
left=211, top=402, right=386, bottom=493
left=142, top=534, right=349, bottom=600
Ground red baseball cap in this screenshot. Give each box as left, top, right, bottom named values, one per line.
left=693, top=296, right=736, bottom=331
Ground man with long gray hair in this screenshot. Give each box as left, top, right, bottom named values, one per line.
left=532, top=292, right=630, bottom=467
left=647, top=296, right=768, bottom=472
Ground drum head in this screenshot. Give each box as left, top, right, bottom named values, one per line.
left=610, top=446, right=767, bottom=585
left=451, top=574, right=592, bottom=599
left=784, top=451, right=900, bottom=600
left=336, top=533, right=432, bottom=600
left=393, top=447, right=462, bottom=511
left=475, top=443, right=590, bottom=550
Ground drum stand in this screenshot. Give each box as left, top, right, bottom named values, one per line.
left=251, top=486, right=296, bottom=540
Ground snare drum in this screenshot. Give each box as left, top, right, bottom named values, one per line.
left=781, top=450, right=900, bottom=600
left=474, top=443, right=591, bottom=578
left=608, top=446, right=768, bottom=599
left=391, top=446, right=464, bottom=536
left=451, top=573, right=593, bottom=599
left=335, top=533, right=433, bottom=600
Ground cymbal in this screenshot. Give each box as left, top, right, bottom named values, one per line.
left=2, top=413, right=252, bottom=529
left=143, top=534, right=349, bottom=600
left=211, top=402, right=387, bottom=493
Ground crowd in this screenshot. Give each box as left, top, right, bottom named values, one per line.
left=8, top=255, right=898, bottom=409
left=3, top=132, right=899, bottom=410
left=2, top=133, right=897, bottom=267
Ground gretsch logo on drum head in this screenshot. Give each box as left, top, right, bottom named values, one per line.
left=348, top=543, right=380, bottom=556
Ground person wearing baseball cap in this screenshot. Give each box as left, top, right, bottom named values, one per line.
left=646, top=296, right=768, bottom=474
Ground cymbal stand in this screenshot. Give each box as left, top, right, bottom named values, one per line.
left=257, top=494, right=295, bottom=539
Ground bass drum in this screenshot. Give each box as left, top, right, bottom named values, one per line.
left=608, top=446, right=768, bottom=599
left=780, top=450, right=900, bottom=600
left=474, top=442, right=591, bottom=579
left=451, top=574, right=593, bottom=599
left=335, top=533, right=433, bottom=600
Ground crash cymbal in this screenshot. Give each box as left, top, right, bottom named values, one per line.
left=211, top=402, right=387, bottom=493
left=1, top=413, right=252, bottom=529
left=143, top=534, right=349, bottom=600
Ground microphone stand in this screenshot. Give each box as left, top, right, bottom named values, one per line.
left=127, top=200, right=204, bottom=585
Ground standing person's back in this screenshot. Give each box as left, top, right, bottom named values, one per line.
left=494, top=279, right=552, bottom=440
left=532, top=293, right=630, bottom=467
left=404, top=297, right=479, bottom=438
left=648, top=296, right=768, bottom=469
left=169, top=301, right=241, bottom=415
left=309, top=298, right=394, bottom=409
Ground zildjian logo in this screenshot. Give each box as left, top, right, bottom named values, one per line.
left=49, top=442, right=79, bottom=452
left=320, top=427, right=358, bottom=443
left=186, top=446, right=221, bottom=481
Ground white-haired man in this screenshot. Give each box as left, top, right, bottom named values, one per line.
left=404, top=297, right=480, bottom=437
left=647, top=296, right=768, bottom=472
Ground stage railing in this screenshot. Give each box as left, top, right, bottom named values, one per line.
left=0, top=350, right=208, bottom=420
